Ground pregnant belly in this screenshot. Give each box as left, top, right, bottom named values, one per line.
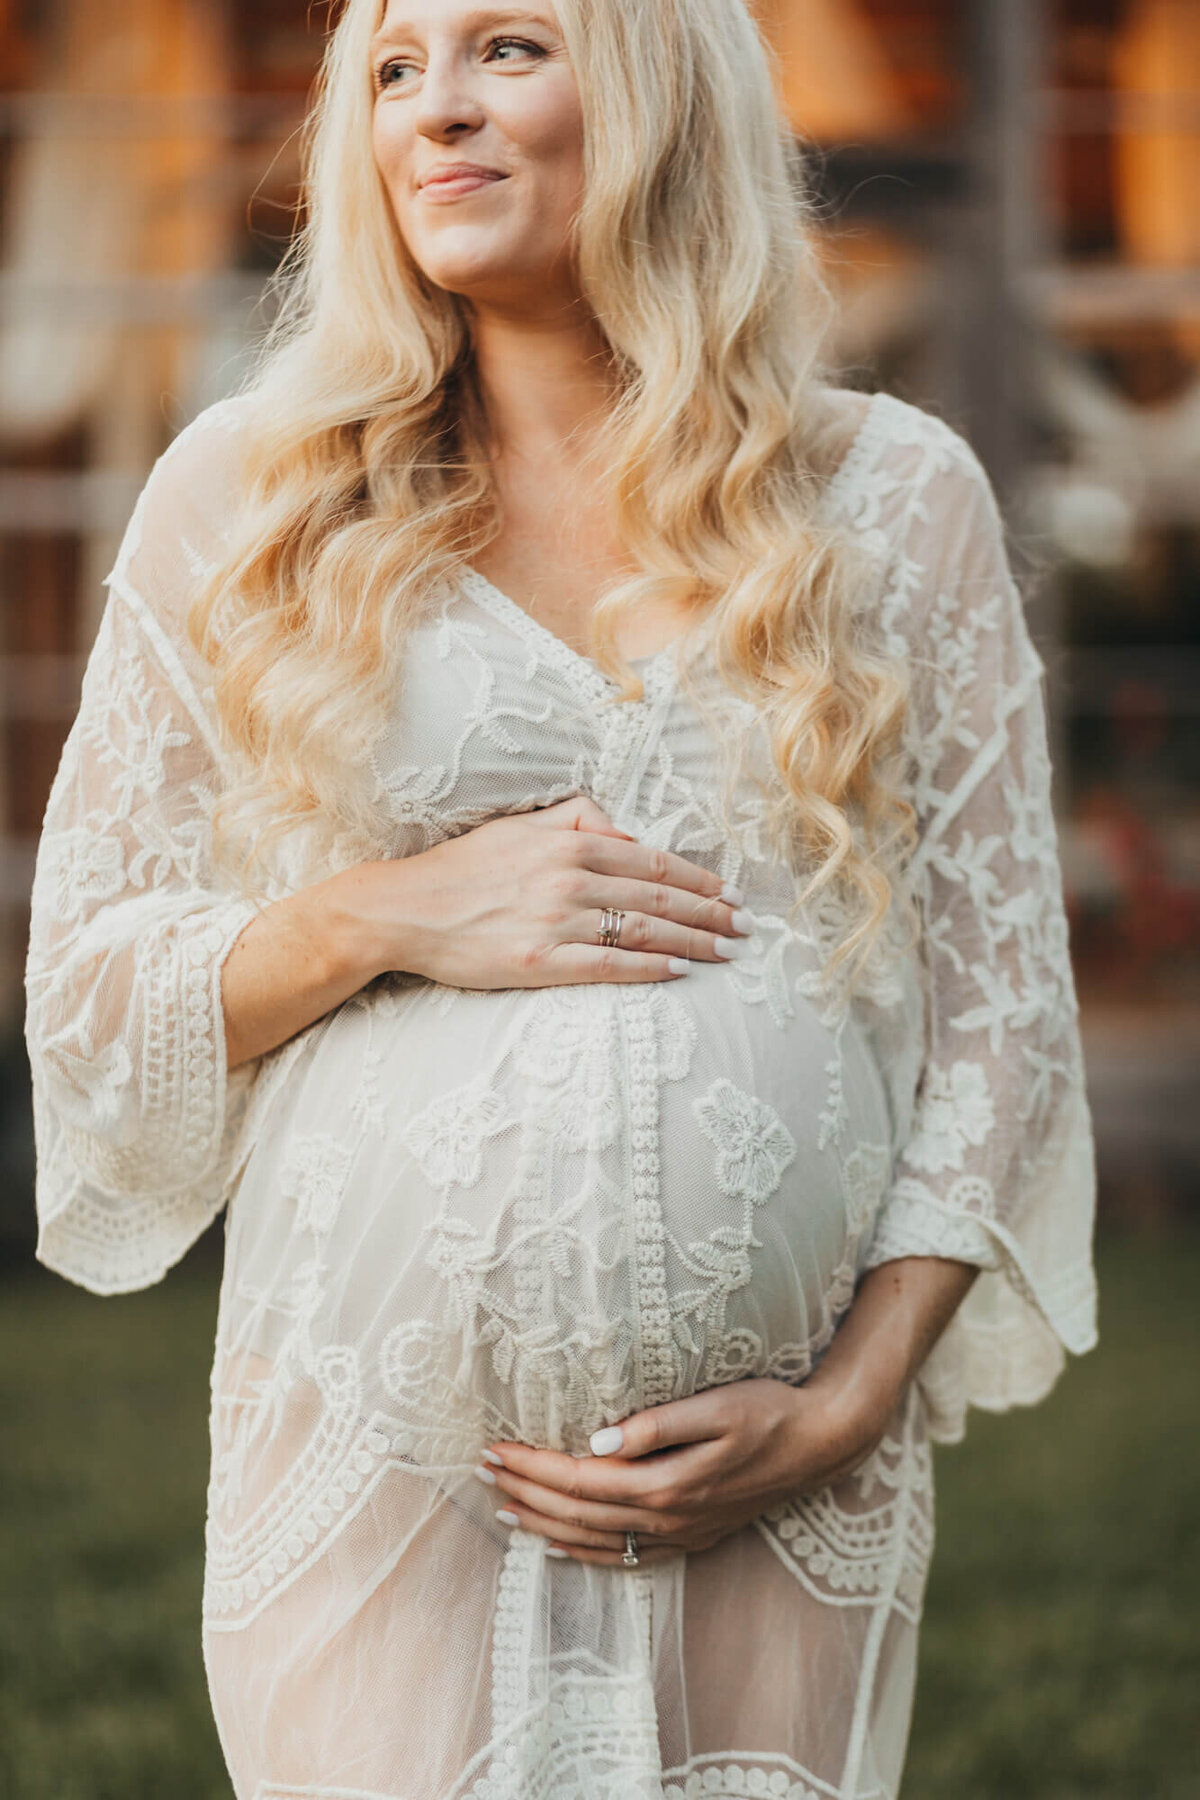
left=226, top=962, right=895, bottom=1457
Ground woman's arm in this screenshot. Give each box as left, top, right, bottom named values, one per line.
left=802, top=1255, right=977, bottom=1449
left=221, top=796, right=752, bottom=1070
left=470, top=1256, right=975, bottom=1567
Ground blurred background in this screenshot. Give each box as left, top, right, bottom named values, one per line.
left=0, top=3, right=1196, bottom=1797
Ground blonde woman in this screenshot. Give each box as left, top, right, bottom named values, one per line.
left=25, top=1, right=1098, bottom=1795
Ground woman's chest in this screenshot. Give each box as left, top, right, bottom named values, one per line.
left=370, top=582, right=779, bottom=879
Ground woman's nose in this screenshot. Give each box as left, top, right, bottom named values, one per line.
left=415, top=57, right=486, bottom=143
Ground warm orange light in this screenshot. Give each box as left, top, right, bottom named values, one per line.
left=752, top=0, right=911, bottom=143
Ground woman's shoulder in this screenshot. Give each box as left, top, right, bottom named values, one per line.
left=99, top=393, right=261, bottom=709
left=144, top=391, right=259, bottom=510
left=820, top=385, right=996, bottom=519
left=815, top=388, right=1028, bottom=667
left=108, top=394, right=257, bottom=603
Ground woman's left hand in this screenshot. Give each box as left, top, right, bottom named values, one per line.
left=477, top=1377, right=888, bottom=1567
left=478, top=1258, right=980, bottom=1565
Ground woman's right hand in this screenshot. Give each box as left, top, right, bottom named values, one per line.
left=224, top=797, right=751, bottom=1069
left=345, top=796, right=751, bottom=990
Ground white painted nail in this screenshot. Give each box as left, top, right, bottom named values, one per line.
left=481, top=1449, right=505, bottom=1467
left=730, top=908, right=755, bottom=935
left=545, top=1546, right=570, bottom=1559
left=667, top=957, right=691, bottom=975
left=474, top=1464, right=497, bottom=1486
left=496, top=1509, right=520, bottom=1527
left=720, top=881, right=744, bottom=905
left=713, top=937, right=747, bottom=960
left=590, top=1426, right=624, bottom=1456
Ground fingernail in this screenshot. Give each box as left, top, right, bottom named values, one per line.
left=589, top=1426, right=624, bottom=1456
left=474, top=1464, right=497, bottom=1486
left=496, top=1509, right=520, bottom=1526
left=730, top=908, right=755, bottom=935
left=720, top=881, right=744, bottom=905
left=481, top=1449, right=505, bottom=1467
left=545, top=1546, right=570, bottom=1559
left=713, top=937, right=747, bottom=960
left=667, top=957, right=691, bottom=975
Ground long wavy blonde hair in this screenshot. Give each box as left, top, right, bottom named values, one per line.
left=192, top=0, right=916, bottom=980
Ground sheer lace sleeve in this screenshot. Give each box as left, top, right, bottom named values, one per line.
left=859, top=407, right=1098, bottom=1440
left=25, top=402, right=261, bottom=1295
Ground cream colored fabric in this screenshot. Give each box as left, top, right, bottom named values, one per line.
left=26, top=389, right=1097, bottom=1800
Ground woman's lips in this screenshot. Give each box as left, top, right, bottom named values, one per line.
left=419, top=166, right=508, bottom=200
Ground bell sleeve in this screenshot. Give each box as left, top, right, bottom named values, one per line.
left=24, top=402, right=263, bottom=1295
left=860, top=416, right=1099, bottom=1442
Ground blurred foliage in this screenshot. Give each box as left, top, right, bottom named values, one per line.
left=0, top=1237, right=1196, bottom=1799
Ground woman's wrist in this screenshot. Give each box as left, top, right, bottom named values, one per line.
left=316, top=859, right=422, bottom=986
left=800, top=1344, right=906, bottom=1468
left=222, top=865, right=406, bottom=1071
left=800, top=1258, right=980, bottom=1453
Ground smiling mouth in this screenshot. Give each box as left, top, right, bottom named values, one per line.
left=419, top=167, right=508, bottom=197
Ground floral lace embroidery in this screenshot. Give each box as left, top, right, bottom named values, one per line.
left=693, top=1078, right=796, bottom=1204
left=403, top=1078, right=512, bottom=1189
left=663, top=1762, right=839, bottom=1800
left=281, top=1134, right=356, bottom=1236
left=517, top=988, right=623, bottom=1152
left=378, top=1318, right=517, bottom=1465
left=814, top=1141, right=894, bottom=1331
left=901, top=1060, right=995, bottom=1174
left=701, top=1329, right=818, bottom=1388
left=759, top=1390, right=934, bottom=1624
left=205, top=1335, right=397, bottom=1626
left=41, top=826, right=127, bottom=926
left=411, top=985, right=700, bottom=1438
left=462, top=1528, right=662, bottom=1800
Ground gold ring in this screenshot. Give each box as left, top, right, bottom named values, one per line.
left=597, top=907, right=625, bottom=949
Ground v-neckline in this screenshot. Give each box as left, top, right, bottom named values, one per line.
left=459, top=563, right=699, bottom=706
left=458, top=388, right=887, bottom=707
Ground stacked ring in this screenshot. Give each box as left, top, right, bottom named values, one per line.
left=597, top=906, right=626, bottom=948
left=623, top=1531, right=640, bottom=1568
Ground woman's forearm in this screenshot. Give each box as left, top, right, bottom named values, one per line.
left=221, top=864, right=394, bottom=1070
left=805, top=1257, right=979, bottom=1444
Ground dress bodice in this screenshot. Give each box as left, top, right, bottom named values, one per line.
left=372, top=566, right=766, bottom=877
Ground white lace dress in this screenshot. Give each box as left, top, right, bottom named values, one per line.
left=26, top=390, right=1098, bottom=1800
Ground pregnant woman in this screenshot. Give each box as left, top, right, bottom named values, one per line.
left=26, top=1, right=1098, bottom=1795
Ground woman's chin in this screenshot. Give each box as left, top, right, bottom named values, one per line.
left=410, top=243, right=571, bottom=315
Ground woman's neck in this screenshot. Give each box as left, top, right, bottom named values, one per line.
left=470, top=301, right=616, bottom=470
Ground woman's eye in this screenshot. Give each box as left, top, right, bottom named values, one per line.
left=376, top=58, right=418, bottom=90
left=484, top=37, right=545, bottom=65
left=375, top=38, right=541, bottom=90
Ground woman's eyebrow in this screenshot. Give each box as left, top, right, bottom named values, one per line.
left=370, top=10, right=556, bottom=52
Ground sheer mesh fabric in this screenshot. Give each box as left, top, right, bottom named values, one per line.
left=26, top=390, right=1097, bottom=1799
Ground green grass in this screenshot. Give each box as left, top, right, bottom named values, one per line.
left=909, top=1235, right=1200, bottom=1799
left=0, top=1261, right=226, bottom=1800
left=0, top=1237, right=1196, bottom=1799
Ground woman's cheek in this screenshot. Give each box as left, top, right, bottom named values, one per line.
left=372, top=116, right=410, bottom=215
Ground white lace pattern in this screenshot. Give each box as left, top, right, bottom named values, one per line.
left=26, top=390, right=1097, bottom=1800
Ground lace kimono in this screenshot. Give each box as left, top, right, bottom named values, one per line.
left=26, top=389, right=1098, bottom=1800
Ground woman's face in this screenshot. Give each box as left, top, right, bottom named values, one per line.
left=370, top=0, right=586, bottom=312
